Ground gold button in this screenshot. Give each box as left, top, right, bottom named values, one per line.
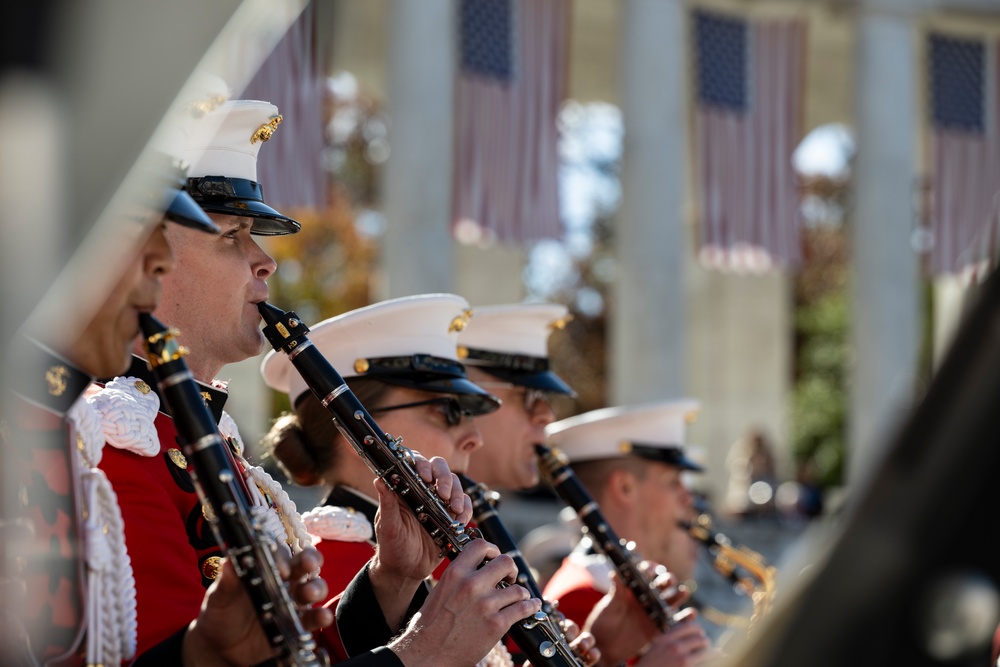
left=167, top=448, right=188, bottom=469
left=134, top=380, right=151, bottom=395
left=618, top=441, right=633, bottom=454
left=201, top=556, right=223, bottom=580
left=45, top=365, right=69, bottom=396
left=354, top=358, right=370, bottom=374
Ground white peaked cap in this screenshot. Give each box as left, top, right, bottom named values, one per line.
left=458, top=303, right=570, bottom=358
left=149, top=72, right=231, bottom=161
left=457, top=303, right=575, bottom=396
left=260, top=294, right=499, bottom=415
left=545, top=399, right=704, bottom=470
left=184, top=99, right=279, bottom=182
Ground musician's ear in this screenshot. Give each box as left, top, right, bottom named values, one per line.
left=606, top=467, right=638, bottom=507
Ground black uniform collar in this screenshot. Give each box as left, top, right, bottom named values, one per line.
left=322, top=485, right=379, bottom=535
left=114, top=354, right=229, bottom=424
left=8, top=337, right=94, bottom=418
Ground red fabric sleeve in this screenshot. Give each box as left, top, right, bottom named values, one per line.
left=99, top=444, right=206, bottom=656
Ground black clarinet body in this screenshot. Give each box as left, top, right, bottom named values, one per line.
left=257, top=301, right=581, bottom=667
left=139, top=313, right=325, bottom=667
left=459, top=474, right=586, bottom=665
left=535, top=443, right=677, bottom=632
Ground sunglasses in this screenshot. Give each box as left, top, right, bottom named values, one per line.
left=370, top=397, right=470, bottom=427
left=475, top=382, right=551, bottom=413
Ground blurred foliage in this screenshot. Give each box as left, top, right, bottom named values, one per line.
left=791, top=226, right=849, bottom=488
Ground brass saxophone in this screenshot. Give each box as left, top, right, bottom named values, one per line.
left=680, top=514, right=777, bottom=630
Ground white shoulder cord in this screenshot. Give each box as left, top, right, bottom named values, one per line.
left=69, top=393, right=138, bottom=665
left=476, top=642, right=515, bottom=667
left=219, top=412, right=312, bottom=553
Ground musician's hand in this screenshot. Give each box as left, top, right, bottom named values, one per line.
left=389, top=539, right=541, bottom=667
left=584, top=561, right=689, bottom=666
left=367, top=449, right=473, bottom=629
left=633, top=609, right=715, bottom=667
left=559, top=617, right=601, bottom=667
left=410, top=450, right=473, bottom=524
left=181, top=547, right=333, bottom=667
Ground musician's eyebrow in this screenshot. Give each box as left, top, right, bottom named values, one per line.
left=217, top=217, right=253, bottom=233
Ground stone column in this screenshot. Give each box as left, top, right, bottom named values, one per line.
left=380, top=0, right=456, bottom=298
left=848, top=0, right=921, bottom=489
left=610, top=0, right=687, bottom=404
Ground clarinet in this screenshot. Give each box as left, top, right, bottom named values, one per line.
left=459, top=474, right=587, bottom=666
left=535, top=444, right=678, bottom=632
left=139, top=313, right=326, bottom=667
left=257, top=301, right=580, bottom=667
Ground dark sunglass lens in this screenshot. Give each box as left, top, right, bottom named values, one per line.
left=445, top=400, right=464, bottom=426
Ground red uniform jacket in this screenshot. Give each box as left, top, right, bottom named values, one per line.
left=543, top=551, right=608, bottom=634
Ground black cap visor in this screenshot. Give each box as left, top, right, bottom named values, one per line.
left=187, top=176, right=301, bottom=235
left=473, top=366, right=575, bottom=397
left=166, top=188, right=220, bottom=233
left=359, top=354, right=501, bottom=416
left=627, top=443, right=703, bottom=472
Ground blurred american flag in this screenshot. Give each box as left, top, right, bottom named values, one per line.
left=693, top=10, right=807, bottom=272
left=452, top=0, right=570, bottom=245
left=242, top=2, right=326, bottom=210
left=927, top=33, right=1000, bottom=277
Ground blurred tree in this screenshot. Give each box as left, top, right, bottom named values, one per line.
left=791, top=185, right=851, bottom=489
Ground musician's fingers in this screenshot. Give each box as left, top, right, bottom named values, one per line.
left=672, top=606, right=698, bottom=625
left=298, top=606, right=335, bottom=632
left=288, top=547, right=324, bottom=582
left=492, top=588, right=543, bottom=631
left=425, top=455, right=452, bottom=494
left=650, top=568, right=689, bottom=607
left=476, top=552, right=519, bottom=586
left=559, top=617, right=581, bottom=642
left=455, top=534, right=502, bottom=564
left=410, top=449, right=432, bottom=482
left=290, top=572, right=329, bottom=607
left=570, top=631, right=599, bottom=667
left=455, top=491, right=473, bottom=524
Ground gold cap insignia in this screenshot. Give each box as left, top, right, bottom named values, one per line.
left=549, top=315, right=574, bottom=330
left=251, top=115, right=283, bottom=144
left=188, top=94, right=227, bottom=118
left=134, top=380, right=151, bottom=395
left=354, top=358, right=370, bottom=374
left=167, top=448, right=188, bottom=469
left=449, top=309, right=474, bottom=333
left=201, top=556, right=223, bottom=580
left=45, top=365, right=69, bottom=397
left=618, top=441, right=633, bottom=454
left=456, top=345, right=469, bottom=359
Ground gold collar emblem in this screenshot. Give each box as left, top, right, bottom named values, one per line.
left=45, top=365, right=70, bottom=397
left=167, top=448, right=188, bottom=469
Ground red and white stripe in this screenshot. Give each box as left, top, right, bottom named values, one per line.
left=930, top=39, right=1000, bottom=277
left=452, top=0, right=569, bottom=245
left=697, top=17, right=807, bottom=272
